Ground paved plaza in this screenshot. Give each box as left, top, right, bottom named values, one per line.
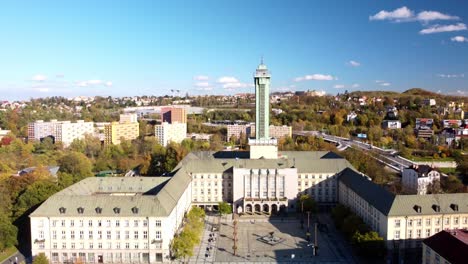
left=188, top=213, right=358, bottom=263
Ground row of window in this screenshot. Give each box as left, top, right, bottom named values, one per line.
left=50, top=219, right=161, bottom=228
left=46, top=230, right=161, bottom=241
left=394, top=217, right=468, bottom=228
left=49, top=252, right=163, bottom=263
left=298, top=174, right=335, bottom=179
left=49, top=241, right=162, bottom=250
left=193, top=174, right=231, bottom=179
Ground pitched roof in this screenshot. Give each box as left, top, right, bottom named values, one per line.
left=338, top=168, right=396, bottom=215
left=176, top=151, right=352, bottom=174
left=29, top=175, right=193, bottom=217
left=423, top=230, right=468, bottom=264
left=338, top=168, right=468, bottom=217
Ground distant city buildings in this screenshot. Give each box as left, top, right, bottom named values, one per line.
left=402, top=165, right=441, bottom=195
left=104, top=114, right=140, bottom=145
left=382, top=120, right=402, bottom=129
left=415, top=118, right=435, bottom=139
left=0, top=128, right=11, bottom=140
left=155, top=123, right=187, bottom=147
left=28, top=120, right=94, bottom=147
left=226, top=124, right=291, bottom=142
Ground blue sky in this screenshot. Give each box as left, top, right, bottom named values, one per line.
left=0, top=0, right=467, bottom=100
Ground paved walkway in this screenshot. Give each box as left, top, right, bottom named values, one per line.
left=188, top=214, right=220, bottom=263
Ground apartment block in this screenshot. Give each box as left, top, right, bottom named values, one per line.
left=154, top=122, right=187, bottom=147
left=28, top=120, right=94, bottom=147
left=119, top=113, right=138, bottom=124
left=104, top=122, right=139, bottom=145
left=161, top=107, right=186, bottom=124
left=422, top=229, right=467, bottom=264
left=402, top=165, right=441, bottom=195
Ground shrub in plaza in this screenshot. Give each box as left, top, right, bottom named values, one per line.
left=171, top=206, right=206, bottom=260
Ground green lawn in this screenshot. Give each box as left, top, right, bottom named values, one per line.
left=408, top=156, right=455, bottom=162
left=0, top=247, right=18, bottom=263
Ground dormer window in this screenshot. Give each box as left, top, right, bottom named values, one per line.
left=59, top=207, right=66, bottom=214
left=432, top=204, right=441, bottom=212
left=132, top=207, right=139, bottom=214
left=413, top=205, right=422, bottom=213
left=450, top=203, right=459, bottom=211
left=77, top=207, right=84, bottom=214
left=113, top=207, right=121, bottom=214
left=95, top=207, right=103, bottom=214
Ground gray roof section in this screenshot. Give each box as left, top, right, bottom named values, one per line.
left=339, top=168, right=468, bottom=217
left=176, top=150, right=352, bottom=174
left=30, top=174, right=192, bottom=217
left=338, top=168, right=396, bottom=215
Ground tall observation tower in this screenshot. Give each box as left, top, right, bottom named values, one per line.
left=254, top=60, right=271, bottom=140
left=249, top=60, right=278, bottom=159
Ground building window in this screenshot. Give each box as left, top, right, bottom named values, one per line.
left=107, top=220, right=111, bottom=227
left=134, top=220, right=139, bottom=227
left=156, top=220, right=162, bottom=227
left=116, top=231, right=120, bottom=239
left=125, top=231, right=130, bottom=239
left=88, top=231, right=93, bottom=239
left=125, top=243, right=130, bottom=249
left=89, top=220, right=93, bottom=227
left=454, top=217, right=459, bottom=225
left=52, top=231, right=57, bottom=240
left=62, top=242, right=66, bottom=249
left=62, top=231, right=66, bottom=239
left=144, top=242, right=149, bottom=249
left=463, top=217, right=467, bottom=224
left=143, top=220, right=148, bottom=227
left=98, top=231, right=102, bottom=239
left=394, top=219, right=401, bottom=228
left=435, top=218, right=441, bottom=226
left=79, top=231, right=84, bottom=239
left=426, top=219, right=431, bottom=226
left=143, top=231, right=148, bottom=239
left=155, top=231, right=161, bottom=240
left=134, top=231, right=138, bottom=239
left=116, top=220, right=120, bottom=227
left=79, top=220, right=84, bottom=227
left=71, top=243, right=75, bottom=249
left=417, top=219, right=422, bottom=226
left=70, top=220, right=74, bottom=227
left=89, top=242, right=93, bottom=249
left=125, top=220, right=129, bottom=227
left=107, top=231, right=111, bottom=239
left=417, top=229, right=422, bottom=238
left=98, top=243, right=102, bottom=249
left=53, top=242, right=57, bottom=249
left=394, top=230, right=400, bottom=239
left=61, top=220, right=66, bottom=227
left=444, top=217, right=450, bottom=225
left=134, top=243, right=139, bottom=249
left=408, top=230, right=412, bottom=239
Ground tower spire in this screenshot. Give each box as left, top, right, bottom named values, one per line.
left=260, top=55, right=264, bottom=65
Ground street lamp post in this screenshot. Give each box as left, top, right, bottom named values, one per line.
left=301, top=200, right=304, bottom=229
left=306, top=211, right=311, bottom=243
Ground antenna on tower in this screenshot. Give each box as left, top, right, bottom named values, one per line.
left=261, top=55, right=264, bottom=65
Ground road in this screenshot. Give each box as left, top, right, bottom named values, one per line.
left=1, top=251, right=27, bottom=264
left=294, top=131, right=414, bottom=172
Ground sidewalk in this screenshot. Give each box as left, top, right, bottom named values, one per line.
left=187, top=215, right=219, bottom=263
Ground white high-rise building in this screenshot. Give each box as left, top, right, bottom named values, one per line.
left=154, top=122, right=187, bottom=147
left=28, top=120, right=94, bottom=147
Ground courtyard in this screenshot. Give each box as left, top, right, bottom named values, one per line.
left=200, top=213, right=358, bottom=263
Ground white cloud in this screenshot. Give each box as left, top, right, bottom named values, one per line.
left=32, top=74, right=47, bottom=82
left=37, top=88, right=50, bottom=93
left=216, top=76, right=252, bottom=90
left=76, top=80, right=112, bottom=87
left=194, top=82, right=211, bottom=88
left=369, top=6, right=413, bottom=21
left=194, top=75, right=209, bottom=81
left=370, top=7, right=459, bottom=23
left=352, top=84, right=360, bottom=88
left=348, top=60, right=361, bottom=67
left=334, top=84, right=345, bottom=89
left=217, top=76, right=239, bottom=83
left=420, top=23, right=467, bottom=34
left=451, top=36, right=468, bottom=42
left=380, top=82, right=391, bottom=86
left=438, top=73, right=465, bottom=78
left=294, top=74, right=335, bottom=82
left=417, top=11, right=459, bottom=22
left=197, top=87, right=213, bottom=91
left=56, top=74, right=64, bottom=78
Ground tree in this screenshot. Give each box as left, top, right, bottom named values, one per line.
left=33, top=253, right=49, bottom=264
left=352, top=231, right=386, bottom=257
left=218, top=202, right=232, bottom=215
left=0, top=211, right=17, bottom=251
left=58, top=152, right=93, bottom=183
left=14, top=180, right=61, bottom=217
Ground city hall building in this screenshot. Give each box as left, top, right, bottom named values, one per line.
left=30, top=62, right=468, bottom=263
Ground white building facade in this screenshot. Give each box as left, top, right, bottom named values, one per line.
left=154, top=122, right=187, bottom=147
left=402, top=165, right=441, bottom=195
left=28, top=120, right=94, bottom=146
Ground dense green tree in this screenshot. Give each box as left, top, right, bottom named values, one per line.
left=58, top=151, right=93, bottom=182
left=14, top=180, right=61, bottom=217
left=0, top=211, right=17, bottom=251
left=33, top=253, right=49, bottom=264
left=218, top=202, right=232, bottom=215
